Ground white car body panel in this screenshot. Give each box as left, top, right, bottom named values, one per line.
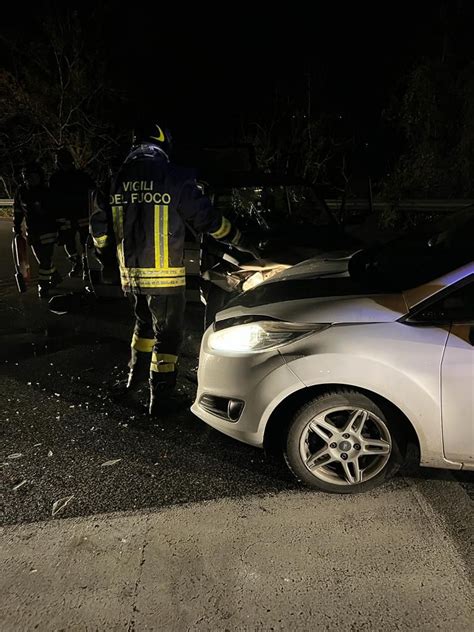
left=192, top=262, right=474, bottom=472
left=280, top=323, right=454, bottom=468
left=441, top=324, right=474, bottom=463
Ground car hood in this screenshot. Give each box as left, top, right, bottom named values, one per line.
left=265, top=250, right=356, bottom=281
left=216, top=261, right=408, bottom=325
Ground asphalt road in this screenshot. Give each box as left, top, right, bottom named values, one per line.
left=0, top=217, right=472, bottom=630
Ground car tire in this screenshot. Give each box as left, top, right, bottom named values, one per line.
left=284, top=390, right=407, bottom=494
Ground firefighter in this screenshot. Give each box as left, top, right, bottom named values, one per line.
left=13, top=162, right=61, bottom=298
left=90, top=122, right=257, bottom=415
left=50, top=148, right=95, bottom=280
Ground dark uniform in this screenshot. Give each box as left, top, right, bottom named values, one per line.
left=13, top=164, right=60, bottom=298
left=50, top=149, right=95, bottom=278
left=90, top=125, right=245, bottom=414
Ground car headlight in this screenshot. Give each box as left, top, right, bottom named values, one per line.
left=208, top=321, right=330, bottom=354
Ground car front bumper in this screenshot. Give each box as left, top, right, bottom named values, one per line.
left=191, top=326, right=305, bottom=447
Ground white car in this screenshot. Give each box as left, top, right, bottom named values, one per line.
left=192, top=216, right=474, bottom=493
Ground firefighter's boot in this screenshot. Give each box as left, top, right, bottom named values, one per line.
left=148, top=371, right=178, bottom=417
left=111, top=349, right=150, bottom=405
left=68, top=254, right=83, bottom=278
left=38, top=281, right=50, bottom=299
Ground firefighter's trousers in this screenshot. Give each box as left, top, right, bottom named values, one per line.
left=29, top=234, right=58, bottom=286
left=57, top=216, right=89, bottom=258
left=128, top=291, right=186, bottom=391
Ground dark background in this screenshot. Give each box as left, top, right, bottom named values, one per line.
left=2, top=1, right=473, bottom=193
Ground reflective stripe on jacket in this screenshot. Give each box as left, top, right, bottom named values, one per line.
left=91, top=145, right=236, bottom=294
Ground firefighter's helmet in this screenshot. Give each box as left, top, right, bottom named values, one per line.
left=132, top=122, right=173, bottom=157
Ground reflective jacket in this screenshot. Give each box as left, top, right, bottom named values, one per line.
left=90, top=144, right=238, bottom=295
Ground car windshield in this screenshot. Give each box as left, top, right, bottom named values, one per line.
left=212, top=185, right=334, bottom=230
left=349, top=206, right=474, bottom=290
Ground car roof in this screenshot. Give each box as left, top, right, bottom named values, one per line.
left=404, top=261, right=474, bottom=309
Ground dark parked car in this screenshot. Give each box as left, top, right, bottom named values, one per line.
left=197, top=171, right=358, bottom=325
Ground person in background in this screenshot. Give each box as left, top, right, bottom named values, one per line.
left=13, top=162, right=61, bottom=298
left=50, top=148, right=95, bottom=280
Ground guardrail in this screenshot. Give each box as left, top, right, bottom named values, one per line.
left=326, top=199, right=474, bottom=214
left=3, top=197, right=474, bottom=213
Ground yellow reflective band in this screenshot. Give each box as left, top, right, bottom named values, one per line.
left=93, top=234, right=108, bottom=248
left=150, top=362, right=175, bottom=373
left=151, top=351, right=177, bottom=373
left=154, top=205, right=170, bottom=269
left=210, top=216, right=232, bottom=240
left=155, top=204, right=163, bottom=268
left=152, top=352, right=178, bottom=364
left=119, top=266, right=185, bottom=278
left=112, top=206, right=125, bottom=267
left=112, top=206, right=124, bottom=241
left=131, top=334, right=155, bottom=353
left=38, top=270, right=54, bottom=278
left=151, top=125, right=165, bottom=142
left=162, top=205, right=169, bottom=268
left=120, top=276, right=186, bottom=288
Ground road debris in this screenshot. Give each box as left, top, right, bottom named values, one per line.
left=7, top=453, right=23, bottom=459
left=47, top=450, right=53, bottom=457
left=51, top=495, right=75, bottom=516
left=12, top=479, right=27, bottom=491
left=101, top=459, right=122, bottom=467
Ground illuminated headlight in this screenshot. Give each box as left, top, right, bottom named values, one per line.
left=208, top=321, right=330, bottom=354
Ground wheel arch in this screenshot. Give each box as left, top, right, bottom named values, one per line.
left=263, top=384, right=421, bottom=459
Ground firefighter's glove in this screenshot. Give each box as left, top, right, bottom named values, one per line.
left=231, top=230, right=260, bottom=259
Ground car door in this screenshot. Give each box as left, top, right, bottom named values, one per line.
left=439, top=280, right=474, bottom=464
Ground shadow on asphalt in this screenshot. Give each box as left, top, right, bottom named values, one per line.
left=1, top=325, right=299, bottom=525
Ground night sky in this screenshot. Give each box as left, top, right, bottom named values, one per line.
left=2, top=1, right=473, bottom=177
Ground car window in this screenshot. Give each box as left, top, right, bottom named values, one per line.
left=349, top=208, right=474, bottom=291
left=414, top=280, right=474, bottom=322
left=436, top=282, right=474, bottom=321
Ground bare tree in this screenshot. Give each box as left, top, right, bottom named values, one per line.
left=243, top=76, right=353, bottom=199
left=0, top=10, right=124, bottom=192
